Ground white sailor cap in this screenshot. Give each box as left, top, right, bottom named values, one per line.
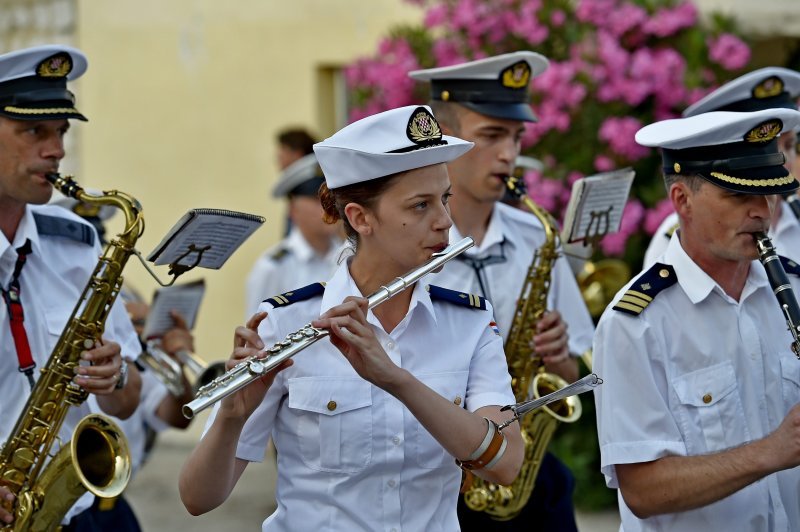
left=313, top=105, right=473, bottom=189
left=683, top=67, right=800, bottom=117
left=636, top=108, right=800, bottom=195
left=515, top=155, right=544, bottom=172
left=0, top=44, right=88, bottom=121
left=271, top=153, right=325, bottom=198
left=409, top=51, right=549, bottom=122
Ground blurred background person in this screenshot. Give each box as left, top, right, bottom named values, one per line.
left=244, top=153, right=345, bottom=317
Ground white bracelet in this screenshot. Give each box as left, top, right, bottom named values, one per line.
left=464, top=417, right=494, bottom=461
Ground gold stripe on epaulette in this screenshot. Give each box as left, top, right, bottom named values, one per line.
left=614, top=301, right=644, bottom=314
left=625, top=290, right=652, bottom=302
left=710, top=172, right=796, bottom=188
left=274, top=295, right=289, bottom=305
left=619, top=293, right=650, bottom=308
left=469, top=294, right=480, bottom=307
left=4, top=105, right=81, bottom=115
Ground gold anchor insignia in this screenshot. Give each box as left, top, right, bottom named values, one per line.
left=501, top=61, right=531, bottom=89
left=744, top=119, right=782, bottom=144
left=36, top=52, right=72, bottom=78
left=407, top=108, right=443, bottom=144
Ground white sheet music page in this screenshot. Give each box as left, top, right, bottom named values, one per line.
left=147, top=209, right=265, bottom=269
left=142, top=279, right=205, bottom=340
left=561, top=168, right=635, bottom=245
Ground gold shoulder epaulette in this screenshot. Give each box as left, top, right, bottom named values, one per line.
left=780, top=256, right=800, bottom=277
left=269, top=247, right=290, bottom=261
left=427, top=284, right=487, bottom=310
left=612, top=263, right=677, bottom=316
left=664, top=222, right=679, bottom=238
left=264, top=282, right=326, bottom=308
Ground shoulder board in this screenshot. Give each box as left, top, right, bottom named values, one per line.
left=779, top=256, right=800, bottom=277
left=427, top=284, right=487, bottom=310
left=33, top=212, right=95, bottom=246
left=612, top=263, right=677, bottom=316
left=664, top=222, right=679, bottom=238
left=263, top=282, right=326, bottom=308
left=270, top=247, right=291, bottom=262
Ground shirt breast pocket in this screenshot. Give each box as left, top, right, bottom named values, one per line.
left=43, top=305, right=70, bottom=339
left=672, top=362, right=751, bottom=453
left=415, top=371, right=468, bottom=469
left=287, top=376, right=373, bottom=473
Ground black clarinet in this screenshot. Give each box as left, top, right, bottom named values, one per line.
left=754, top=232, right=800, bottom=359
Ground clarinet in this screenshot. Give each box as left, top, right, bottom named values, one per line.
left=754, top=232, right=800, bottom=359
left=183, top=237, right=475, bottom=418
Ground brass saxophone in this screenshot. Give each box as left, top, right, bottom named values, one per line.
left=462, top=175, right=582, bottom=520
left=0, top=174, right=142, bottom=531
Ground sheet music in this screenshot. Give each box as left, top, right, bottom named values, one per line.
left=142, top=280, right=205, bottom=340
left=562, top=169, right=635, bottom=244
left=147, top=208, right=265, bottom=269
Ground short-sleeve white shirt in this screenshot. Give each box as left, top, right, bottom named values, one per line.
left=0, top=204, right=141, bottom=522
left=594, top=234, right=800, bottom=531
left=205, top=259, right=515, bottom=532
left=432, top=201, right=595, bottom=355
left=244, top=227, right=345, bottom=317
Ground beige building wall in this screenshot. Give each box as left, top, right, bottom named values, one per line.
left=72, top=1, right=421, bottom=361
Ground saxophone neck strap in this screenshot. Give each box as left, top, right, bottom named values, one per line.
left=1, top=239, right=35, bottom=388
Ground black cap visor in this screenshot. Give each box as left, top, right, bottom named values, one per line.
left=460, top=101, right=537, bottom=122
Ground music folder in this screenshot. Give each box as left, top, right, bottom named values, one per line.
left=147, top=208, right=265, bottom=274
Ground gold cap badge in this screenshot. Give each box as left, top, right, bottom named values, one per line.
left=744, top=119, right=783, bottom=144
left=407, top=107, right=443, bottom=145
left=501, top=61, right=531, bottom=89
left=36, top=52, right=72, bottom=78
left=753, top=76, right=784, bottom=99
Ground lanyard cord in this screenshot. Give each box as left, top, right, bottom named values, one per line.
left=1, top=239, right=35, bottom=389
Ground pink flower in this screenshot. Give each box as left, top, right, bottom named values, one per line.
left=643, top=2, right=698, bottom=37
left=708, top=33, right=751, bottom=71
left=424, top=4, right=449, bottom=28
left=550, top=9, right=566, bottom=27
left=599, top=117, right=650, bottom=161
left=644, top=198, right=676, bottom=236
left=594, top=155, right=615, bottom=172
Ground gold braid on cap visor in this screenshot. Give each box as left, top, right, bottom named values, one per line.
left=710, top=172, right=797, bottom=188
left=3, top=105, right=81, bottom=115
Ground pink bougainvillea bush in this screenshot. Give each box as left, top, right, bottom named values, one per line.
left=346, top=0, right=750, bottom=266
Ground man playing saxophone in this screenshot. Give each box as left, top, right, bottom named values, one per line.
left=0, top=45, right=141, bottom=529
left=409, top=52, right=595, bottom=531
left=594, top=109, right=800, bottom=531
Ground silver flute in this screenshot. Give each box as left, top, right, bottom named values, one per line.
left=497, top=373, right=603, bottom=430
left=183, top=237, right=475, bottom=418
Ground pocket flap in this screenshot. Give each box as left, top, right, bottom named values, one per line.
left=673, top=362, right=737, bottom=407
left=288, top=376, right=372, bottom=416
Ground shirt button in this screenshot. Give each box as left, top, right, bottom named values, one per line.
left=392, top=436, right=401, bottom=445
left=327, top=400, right=337, bottom=411
left=386, top=341, right=395, bottom=350
left=387, top=479, right=396, bottom=488
left=702, top=394, right=712, bottom=404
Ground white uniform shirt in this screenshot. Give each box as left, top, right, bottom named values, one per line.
left=205, top=259, right=515, bottom=532
left=0, top=205, right=141, bottom=522
left=244, top=227, right=345, bottom=317
left=594, top=235, right=800, bottom=531
left=644, top=202, right=800, bottom=267
left=433, top=201, right=595, bottom=355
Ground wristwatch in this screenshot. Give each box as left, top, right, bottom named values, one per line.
left=115, top=359, right=129, bottom=390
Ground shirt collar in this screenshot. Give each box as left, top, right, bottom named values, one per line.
left=664, top=230, right=769, bottom=304
left=320, top=259, right=438, bottom=329
left=0, top=207, right=40, bottom=286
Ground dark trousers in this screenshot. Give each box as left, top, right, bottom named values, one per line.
left=457, top=452, right=578, bottom=532
left=63, top=495, right=142, bottom=532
